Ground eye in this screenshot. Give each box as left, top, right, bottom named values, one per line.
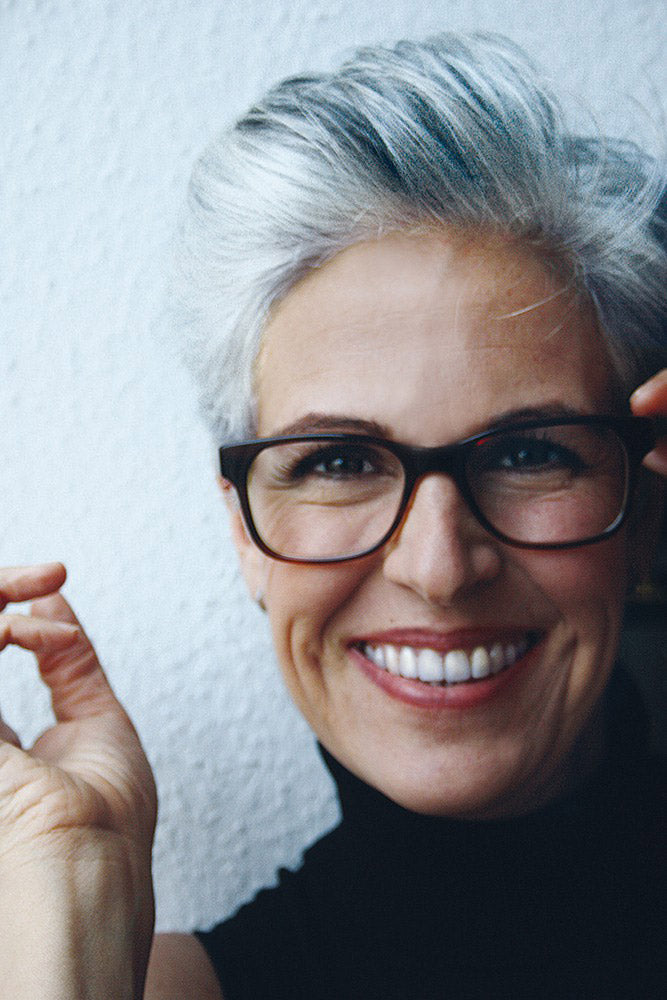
left=295, top=445, right=384, bottom=479
left=254, top=439, right=402, bottom=493
left=501, top=438, right=582, bottom=471
left=476, top=434, right=588, bottom=475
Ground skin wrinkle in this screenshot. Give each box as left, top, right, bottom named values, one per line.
left=499, top=603, right=613, bottom=814
left=231, top=227, right=640, bottom=819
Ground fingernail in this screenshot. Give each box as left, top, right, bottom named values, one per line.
left=52, top=622, right=79, bottom=634
left=630, top=385, right=649, bottom=403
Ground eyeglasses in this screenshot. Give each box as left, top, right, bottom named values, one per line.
left=219, top=415, right=661, bottom=564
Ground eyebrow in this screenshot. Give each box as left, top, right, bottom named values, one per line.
left=268, top=413, right=391, bottom=438
left=486, top=403, right=590, bottom=427
left=267, top=403, right=593, bottom=441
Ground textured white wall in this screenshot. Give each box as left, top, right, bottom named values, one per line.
left=2, top=0, right=665, bottom=932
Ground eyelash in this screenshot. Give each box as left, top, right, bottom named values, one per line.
left=288, top=447, right=383, bottom=479
left=479, top=436, right=587, bottom=474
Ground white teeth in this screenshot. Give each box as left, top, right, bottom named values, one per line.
left=399, top=646, right=418, bottom=679
left=361, top=636, right=534, bottom=685
left=444, top=650, right=471, bottom=683
left=489, top=643, right=505, bottom=674
left=470, top=645, right=491, bottom=679
left=372, top=644, right=386, bottom=668
left=416, top=648, right=445, bottom=683
left=385, top=644, right=400, bottom=674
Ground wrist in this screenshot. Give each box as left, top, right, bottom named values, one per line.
left=0, top=831, right=154, bottom=1000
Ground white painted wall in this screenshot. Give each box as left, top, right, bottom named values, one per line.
left=2, top=0, right=665, bottom=933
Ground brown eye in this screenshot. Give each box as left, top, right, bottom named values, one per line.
left=311, top=449, right=377, bottom=478
left=476, top=435, right=587, bottom=475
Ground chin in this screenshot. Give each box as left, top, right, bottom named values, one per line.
left=333, top=716, right=593, bottom=820
left=387, top=771, right=530, bottom=820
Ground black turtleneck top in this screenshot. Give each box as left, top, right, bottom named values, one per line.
left=196, top=671, right=665, bottom=999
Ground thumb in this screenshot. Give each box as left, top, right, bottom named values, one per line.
left=630, top=369, right=667, bottom=416
left=30, top=593, right=123, bottom=724
left=630, top=371, right=667, bottom=477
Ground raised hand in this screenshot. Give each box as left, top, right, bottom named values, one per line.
left=0, top=563, right=157, bottom=999
left=631, top=369, right=667, bottom=476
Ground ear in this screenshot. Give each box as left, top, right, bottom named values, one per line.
left=218, top=476, right=268, bottom=599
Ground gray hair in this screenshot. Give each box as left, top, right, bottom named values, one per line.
left=171, top=32, right=666, bottom=444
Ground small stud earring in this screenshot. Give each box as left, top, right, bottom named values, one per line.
left=254, top=586, right=266, bottom=611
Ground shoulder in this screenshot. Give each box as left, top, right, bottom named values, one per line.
left=144, top=933, right=223, bottom=1000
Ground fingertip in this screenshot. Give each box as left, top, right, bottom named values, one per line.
left=629, top=384, right=650, bottom=412
left=31, top=591, right=78, bottom=625
left=630, top=370, right=667, bottom=415
left=0, top=563, right=69, bottom=610
left=34, top=618, right=82, bottom=652
left=42, top=560, right=66, bottom=572
left=50, top=561, right=67, bottom=582
left=642, top=450, right=667, bottom=477
left=30, top=561, right=67, bottom=582
left=52, top=620, right=82, bottom=637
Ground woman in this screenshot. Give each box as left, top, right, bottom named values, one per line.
left=1, top=33, right=665, bottom=1000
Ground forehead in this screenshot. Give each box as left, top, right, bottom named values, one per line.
left=255, top=229, right=616, bottom=441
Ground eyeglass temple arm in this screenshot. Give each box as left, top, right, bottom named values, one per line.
left=649, top=415, right=667, bottom=439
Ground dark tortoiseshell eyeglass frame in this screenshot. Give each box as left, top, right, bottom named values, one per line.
left=219, top=414, right=664, bottom=564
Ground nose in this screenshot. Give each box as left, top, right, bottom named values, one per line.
left=382, top=474, right=502, bottom=605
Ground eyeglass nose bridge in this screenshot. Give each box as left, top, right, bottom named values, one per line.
left=396, top=439, right=473, bottom=519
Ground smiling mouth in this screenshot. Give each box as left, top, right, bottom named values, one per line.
left=355, top=632, right=542, bottom=686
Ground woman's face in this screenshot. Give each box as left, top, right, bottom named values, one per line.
left=231, top=228, right=635, bottom=819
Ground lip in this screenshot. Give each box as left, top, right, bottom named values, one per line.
left=348, top=628, right=545, bottom=709
left=350, top=626, right=536, bottom=654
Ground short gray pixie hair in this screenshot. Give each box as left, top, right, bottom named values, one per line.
left=171, top=32, right=666, bottom=444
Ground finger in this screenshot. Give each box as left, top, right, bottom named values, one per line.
left=630, top=371, right=667, bottom=475
left=0, top=715, right=22, bottom=748
left=30, top=593, right=123, bottom=723
left=630, top=370, right=667, bottom=416
left=0, top=612, right=76, bottom=747
left=0, top=563, right=67, bottom=613
left=0, top=612, right=80, bottom=654
left=641, top=447, right=667, bottom=477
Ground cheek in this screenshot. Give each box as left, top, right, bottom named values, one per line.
left=264, top=559, right=375, bottom=677
left=519, top=539, right=628, bottom=712
left=263, top=561, right=376, bottom=738
left=518, top=535, right=628, bottom=617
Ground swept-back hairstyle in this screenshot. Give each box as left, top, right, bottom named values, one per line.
left=171, top=32, right=666, bottom=444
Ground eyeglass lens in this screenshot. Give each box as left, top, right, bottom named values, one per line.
left=245, top=423, right=630, bottom=561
